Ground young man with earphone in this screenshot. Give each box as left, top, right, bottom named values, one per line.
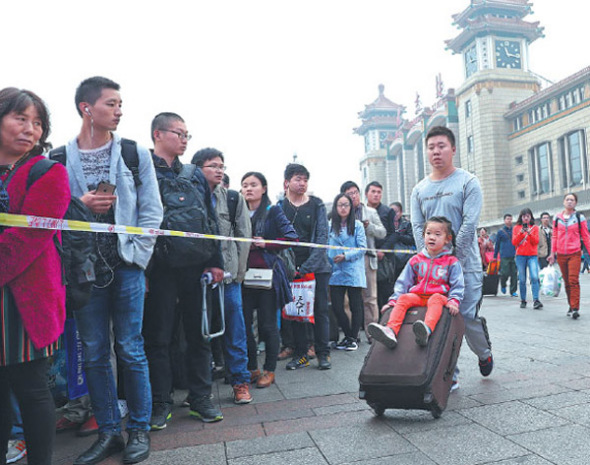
left=61, top=76, right=163, bottom=465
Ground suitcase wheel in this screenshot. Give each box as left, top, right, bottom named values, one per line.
left=368, top=402, right=385, bottom=417
left=430, top=404, right=442, bottom=419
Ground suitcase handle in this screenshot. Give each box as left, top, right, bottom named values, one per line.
left=200, top=273, right=231, bottom=341
left=443, top=336, right=460, bottom=382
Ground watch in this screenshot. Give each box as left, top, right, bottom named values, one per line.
left=495, top=40, right=522, bottom=69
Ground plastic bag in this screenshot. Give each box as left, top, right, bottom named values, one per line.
left=282, top=273, right=315, bottom=323
left=540, top=265, right=562, bottom=297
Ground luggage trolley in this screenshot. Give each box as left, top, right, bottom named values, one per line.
left=200, top=272, right=232, bottom=342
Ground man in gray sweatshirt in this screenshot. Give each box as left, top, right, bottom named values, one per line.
left=411, top=126, right=493, bottom=389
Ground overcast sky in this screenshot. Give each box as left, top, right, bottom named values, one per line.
left=2, top=0, right=588, bottom=203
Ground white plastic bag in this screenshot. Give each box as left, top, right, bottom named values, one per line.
left=540, top=265, right=562, bottom=297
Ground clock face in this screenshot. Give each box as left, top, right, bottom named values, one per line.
left=464, top=45, right=478, bottom=77
left=495, top=40, right=522, bottom=69
left=379, top=131, right=388, bottom=149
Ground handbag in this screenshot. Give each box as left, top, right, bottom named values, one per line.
left=282, top=273, right=316, bottom=323
left=377, top=255, right=396, bottom=283
left=243, top=268, right=273, bottom=289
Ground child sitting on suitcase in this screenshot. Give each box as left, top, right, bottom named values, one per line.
left=368, top=216, right=464, bottom=349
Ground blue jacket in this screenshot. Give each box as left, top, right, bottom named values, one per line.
left=65, top=133, right=163, bottom=270
left=494, top=225, right=516, bottom=259
left=328, top=220, right=367, bottom=288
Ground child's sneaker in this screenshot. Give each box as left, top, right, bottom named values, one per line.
left=367, top=323, right=397, bottom=349
left=344, top=337, right=358, bottom=351
left=412, top=320, right=431, bottom=347
left=450, top=380, right=460, bottom=393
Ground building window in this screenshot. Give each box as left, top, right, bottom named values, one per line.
left=558, top=130, right=587, bottom=188
left=515, top=155, right=523, bottom=165
left=467, top=135, right=474, bottom=153
left=513, top=116, right=522, bottom=132
left=529, top=142, right=553, bottom=195
left=465, top=100, right=472, bottom=118
left=516, top=174, right=524, bottom=182
left=416, top=140, right=424, bottom=181
left=518, top=191, right=525, bottom=199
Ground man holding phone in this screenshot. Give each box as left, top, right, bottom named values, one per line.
left=61, top=77, right=163, bottom=465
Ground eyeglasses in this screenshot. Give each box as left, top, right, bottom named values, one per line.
left=160, top=129, right=192, bottom=141
left=337, top=203, right=351, bottom=208
left=202, top=163, right=227, bottom=172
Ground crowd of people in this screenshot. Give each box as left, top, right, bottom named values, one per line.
left=0, top=78, right=586, bottom=465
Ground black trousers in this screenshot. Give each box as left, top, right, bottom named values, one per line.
left=0, top=358, right=55, bottom=465
left=330, top=286, right=364, bottom=340
left=144, top=264, right=212, bottom=404
left=242, top=287, right=279, bottom=372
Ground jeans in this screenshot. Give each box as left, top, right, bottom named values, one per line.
left=0, top=359, right=55, bottom=465
left=292, top=272, right=331, bottom=357
left=242, top=287, right=279, bottom=372
left=10, top=391, right=23, bottom=440
left=218, top=282, right=250, bottom=385
left=75, top=265, right=151, bottom=433
left=144, top=263, right=213, bottom=404
left=515, top=255, right=540, bottom=301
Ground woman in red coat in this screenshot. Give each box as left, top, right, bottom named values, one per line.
left=512, top=208, right=543, bottom=310
left=0, top=88, right=70, bottom=465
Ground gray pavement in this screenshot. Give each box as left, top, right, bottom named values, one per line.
left=53, top=274, right=590, bottom=465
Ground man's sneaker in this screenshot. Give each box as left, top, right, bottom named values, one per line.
left=345, top=337, right=358, bottom=351
left=501, top=287, right=507, bottom=294
left=6, top=440, right=26, bottom=464
left=479, top=355, right=494, bottom=377
left=334, top=338, right=348, bottom=350
left=533, top=300, right=543, bottom=310
left=412, top=320, right=431, bottom=347
left=277, top=346, right=294, bottom=361
left=450, top=380, right=460, bottom=393
left=317, top=353, right=332, bottom=370
left=56, top=416, right=80, bottom=433
left=286, top=354, right=309, bottom=370
left=567, top=307, right=573, bottom=317
left=520, top=300, right=527, bottom=308
left=232, top=383, right=253, bottom=404
left=511, top=292, right=518, bottom=297
left=77, top=415, right=99, bottom=437
left=189, top=395, right=223, bottom=423
left=573, top=309, right=580, bottom=320
left=150, top=402, right=172, bottom=431
left=367, top=323, right=398, bottom=349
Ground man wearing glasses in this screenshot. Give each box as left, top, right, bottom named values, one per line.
left=143, top=113, right=225, bottom=432
left=340, top=181, right=386, bottom=344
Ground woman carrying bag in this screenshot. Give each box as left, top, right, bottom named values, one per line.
left=241, top=172, right=297, bottom=388
left=512, top=208, right=543, bottom=310
left=548, top=193, right=590, bottom=319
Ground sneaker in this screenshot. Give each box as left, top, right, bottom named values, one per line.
left=286, top=354, right=309, bottom=370
left=317, top=353, right=332, bottom=370
left=307, top=345, right=316, bottom=360
left=533, top=300, right=543, bottom=310
left=450, top=380, right=460, bottom=393
left=479, top=355, right=494, bottom=377
left=573, top=309, right=580, bottom=320
left=501, top=287, right=506, bottom=294
left=249, top=369, right=261, bottom=383
left=118, top=399, right=129, bottom=419
left=256, top=371, right=275, bottom=388
left=335, top=338, right=349, bottom=350
left=520, top=300, right=527, bottom=308
left=344, top=337, right=358, bottom=351
left=77, top=415, right=99, bottom=437
left=511, top=292, right=518, bottom=297
left=232, top=383, right=253, bottom=404
left=277, top=346, right=294, bottom=361
left=567, top=308, right=573, bottom=317
left=6, top=439, right=26, bottom=464
left=150, top=402, right=172, bottom=431
left=189, top=395, right=223, bottom=423
left=412, top=320, right=431, bottom=347
left=367, top=323, right=398, bottom=349
left=56, top=416, right=80, bottom=433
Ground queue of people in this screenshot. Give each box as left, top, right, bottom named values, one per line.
left=1, top=78, right=585, bottom=465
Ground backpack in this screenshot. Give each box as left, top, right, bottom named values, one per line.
left=155, top=164, right=217, bottom=268
left=27, top=158, right=97, bottom=314
left=227, top=189, right=239, bottom=229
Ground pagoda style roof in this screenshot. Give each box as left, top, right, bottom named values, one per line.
left=452, top=0, right=533, bottom=27
left=354, top=84, right=406, bottom=135
left=504, top=66, right=590, bottom=118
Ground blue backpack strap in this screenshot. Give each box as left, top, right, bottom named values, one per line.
left=120, top=138, right=141, bottom=188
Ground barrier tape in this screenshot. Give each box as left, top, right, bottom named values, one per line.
left=0, top=213, right=417, bottom=255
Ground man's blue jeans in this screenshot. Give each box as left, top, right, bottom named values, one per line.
left=216, top=282, right=250, bottom=386
left=516, top=255, right=540, bottom=301
left=75, top=265, right=151, bottom=433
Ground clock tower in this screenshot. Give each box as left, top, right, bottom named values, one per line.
left=446, top=0, right=544, bottom=222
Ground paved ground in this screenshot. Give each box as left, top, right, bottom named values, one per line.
left=51, top=273, right=590, bottom=465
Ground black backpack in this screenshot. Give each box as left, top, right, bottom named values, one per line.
left=155, top=164, right=217, bottom=268
left=27, top=159, right=97, bottom=314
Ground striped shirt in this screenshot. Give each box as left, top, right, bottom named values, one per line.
left=1, top=285, right=60, bottom=366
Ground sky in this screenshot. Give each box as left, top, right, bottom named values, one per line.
left=2, top=0, right=588, bottom=203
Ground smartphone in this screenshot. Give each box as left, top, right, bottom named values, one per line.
left=95, top=181, right=116, bottom=196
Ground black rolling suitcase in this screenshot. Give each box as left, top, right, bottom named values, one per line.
left=482, top=273, right=499, bottom=296
left=359, top=306, right=464, bottom=418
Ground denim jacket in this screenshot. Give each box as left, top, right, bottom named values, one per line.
left=327, top=220, right=367, bottom=288
left=65, top=133, right=163, bottom=269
